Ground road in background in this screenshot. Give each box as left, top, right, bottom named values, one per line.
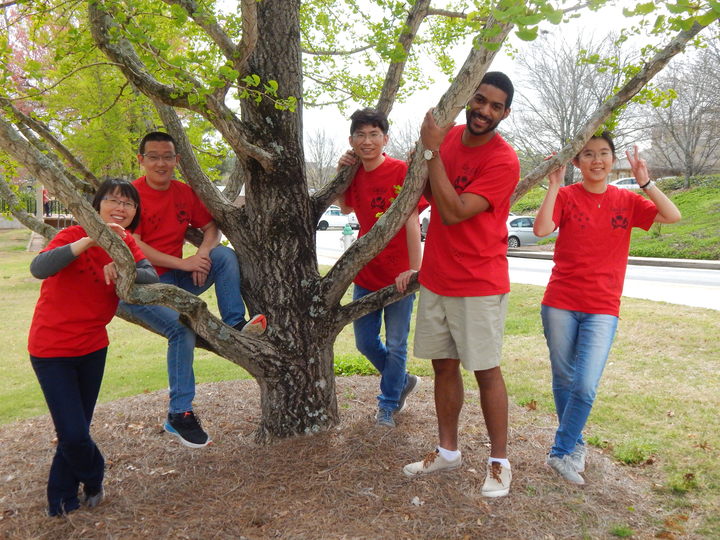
left=316, top=230, right=720, bottom=311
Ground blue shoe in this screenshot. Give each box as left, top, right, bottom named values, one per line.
left=375, top=407, right=396, bottom=428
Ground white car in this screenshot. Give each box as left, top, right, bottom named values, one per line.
left=608, top=177, right=640, bottom=190
left=317, top=205, right=359, bottom=230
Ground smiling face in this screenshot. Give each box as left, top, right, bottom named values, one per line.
left=99, top=189, right=138, bottom=229
left=573, top=137, right=616, bottom=186
left=465, top=83, right=511, bottom=140
left=348, top=123, right=389, bottom=167
left=137, top=140, right=179, bottom=190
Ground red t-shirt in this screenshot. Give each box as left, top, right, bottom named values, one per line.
left=542, top=183, right=658, bottom=316
left=133, top=177, right=213, bottom=275
left=28, top=225, right=146, bottom=357
left=419, top=126, right=520, bottom=297
left=345, top=156, right=424, bottom=291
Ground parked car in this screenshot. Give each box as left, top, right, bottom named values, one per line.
left=608, top=177, right=640, bottom=190
left=506, top=215, right=557, bottom=248
left=317, top=205, right=359, bottom=230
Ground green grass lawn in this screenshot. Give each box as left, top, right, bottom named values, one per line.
left=2, top=227, right=719, bottom=536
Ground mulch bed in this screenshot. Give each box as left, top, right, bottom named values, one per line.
left=1, top=376, right=667, bottom=539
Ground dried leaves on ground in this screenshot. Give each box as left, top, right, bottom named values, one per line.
left=1, top=377, right=665, bottom=539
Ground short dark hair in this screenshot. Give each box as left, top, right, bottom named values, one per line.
left=480, top=71, right=514, bottom=108
left=138, top=131, right=177, bottom=155
left=349, top=108, right=389, bottom=135
left=92, top=178, right=142, bottom=230
left=575, top=131, right=616, bottom=160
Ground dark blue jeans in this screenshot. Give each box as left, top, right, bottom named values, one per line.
left=31, top=348, right=107, bottom=516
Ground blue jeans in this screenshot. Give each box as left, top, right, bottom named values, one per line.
left=118, top=245, right=246, bottom=414
left=353, top=284, right=415, bottom=411
left=541, top=305, right=618, bottom=457
left=31, top=348, right=107, bottom=516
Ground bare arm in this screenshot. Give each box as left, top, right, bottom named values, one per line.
left=421, top=108, right=488, bottom=225
left=395, top=209, right=422, bottom=293
left=626, top=146, right=681, bottom=224
left=534, top=164, right=565, bottom=237
left=336, top=150, right=357, bottom=213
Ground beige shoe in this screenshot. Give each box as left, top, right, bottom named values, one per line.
left=481, top=461, right=511, bottom=497
left=403, top=449, right=462, bottom=477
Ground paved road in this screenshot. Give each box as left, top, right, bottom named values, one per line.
left=316, top=230, right=720, bottom=312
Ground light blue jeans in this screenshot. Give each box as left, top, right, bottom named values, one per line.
left=541, top=304, right=618, bottom=457
left=119, top=246, right=246, bottom=414
left=353, top=284, right=415, bottom=412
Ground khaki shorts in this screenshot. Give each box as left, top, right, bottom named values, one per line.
left=413, top=286, right=508, bottom=371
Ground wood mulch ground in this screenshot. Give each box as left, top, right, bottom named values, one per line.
left=0, top=376, right=673, bottom=539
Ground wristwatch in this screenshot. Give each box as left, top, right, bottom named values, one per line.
left=423, top=148, right=439, bottom=161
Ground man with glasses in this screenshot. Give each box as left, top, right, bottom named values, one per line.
left=336, top=108, right=423, bottom=429
left=118, top=131, right=266, bottom=448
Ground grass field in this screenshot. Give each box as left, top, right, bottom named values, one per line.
left=1, top=227, right=719, bottom=536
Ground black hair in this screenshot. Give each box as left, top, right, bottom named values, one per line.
left=349, top=108, right=389, bottom=135
left=575, top=131, right=616, bottom=160
left=92, top=178, right=142, bottom=230
left=138, top=131, right=177, bottom=155
left=480, top=71, right=514, bottom=108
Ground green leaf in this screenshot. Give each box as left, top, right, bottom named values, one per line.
left=242, top=74, right=261, bottom=87
left=546, top=9, right=564, bottom=25
left=515, top=26, right=539, bottom=42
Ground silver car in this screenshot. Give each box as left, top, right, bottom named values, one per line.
left=507, top=215, right=556, bottom=248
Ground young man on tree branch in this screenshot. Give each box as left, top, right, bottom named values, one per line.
left=118, top=131, right=266, bottom=449
left=403, top=72, right=519, bottom=498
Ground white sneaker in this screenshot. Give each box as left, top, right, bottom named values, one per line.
left=403, top=449, right=462, bottom=477
left=481, top=461, right=512, bottom=497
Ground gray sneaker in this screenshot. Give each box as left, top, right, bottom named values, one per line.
left=397, top=374, right=420, bottom=413
left=547, top=454, right=585, bottom=485
left=569, top=444, right=587, bottom=473
left=376, top=407, right=396, bottom=428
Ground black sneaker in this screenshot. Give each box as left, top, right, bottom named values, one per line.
left=397, top=374, right=420, bottom=413
left=164, top=411, right=211, bottom=448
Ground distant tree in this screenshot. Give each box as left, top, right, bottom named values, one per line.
left=506, top=33, right=639, bottom=185
left=642, top=48, right=720, bottom=187
left=305, top=129, right=342, bottom=192
left=385, top=119, right=420, bottom=161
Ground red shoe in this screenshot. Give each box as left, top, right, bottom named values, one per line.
left=240, top=313, right=267, bottom=336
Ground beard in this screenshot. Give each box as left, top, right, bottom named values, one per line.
left=465, top=109, right=501, bottom=136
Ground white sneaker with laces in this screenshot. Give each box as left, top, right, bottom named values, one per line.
left=403, top=449, right=462, bottom=477
left=481, top=461, right=512, bottom=497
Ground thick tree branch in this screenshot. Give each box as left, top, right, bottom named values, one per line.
left=512, top=19, right=714, bottom=203
left=237, top=0, right=259, bottom=69
left=321, top=15, right=514, bottom=306
left=334, top=276, right=420, bottom=332
left=152, top=98, right=235, bottom=223
left=89, top=2, right=274, bottom=171
left=2, top=98, right=99, bottom=191
left=124, top=283, right=273, bottom=378
left=310, top=164, right=357, bottom=219
left=376, top=0, right=431, bottom=117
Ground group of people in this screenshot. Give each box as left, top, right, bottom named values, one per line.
left=335, top=71, right=680, bottom=497
left=28, top=70, right=681, bottom=517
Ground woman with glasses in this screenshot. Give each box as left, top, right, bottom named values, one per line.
left=533, top=133, right=680, bottom=485
left=28, top=178, right=158, bottom=516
